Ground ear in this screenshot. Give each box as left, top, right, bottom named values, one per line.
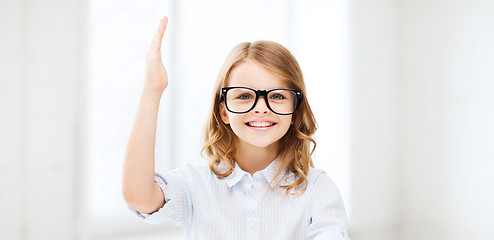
left=219, top=102, right=230, bottom=124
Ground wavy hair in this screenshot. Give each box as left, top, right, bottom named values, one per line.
left=201, top=41, right=317, bottom=194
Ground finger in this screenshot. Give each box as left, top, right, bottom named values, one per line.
left=149, top=16, right=168, bottom=52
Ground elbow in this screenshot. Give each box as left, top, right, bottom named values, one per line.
left=122, top=188, right=148, bottom=212
left=122, top=184, right=163, bottom=214
left=122, top=186, right=139, bottom=207
left=122, top=183, right=146, bottom=207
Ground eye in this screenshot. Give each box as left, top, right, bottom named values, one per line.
left=270, top=93, right=285, bottom=100
left=237, top=93, right=254, bottom=100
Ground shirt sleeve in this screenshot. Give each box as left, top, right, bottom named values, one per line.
left=308, top=172, right=351, bottom=240
left=128, top=167, right=194, bottom=227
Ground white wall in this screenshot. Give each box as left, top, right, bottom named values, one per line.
left=350, top=0, right=398, bottom=239
left=350, top=0, right=494, bottom=239
left=396, top=0, right=494, bottom=239
left=0, top=1, right=24, bottom=239
left=0, top=0, right=87, bottom=239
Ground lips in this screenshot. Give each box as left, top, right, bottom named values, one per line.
left=245, top=121, right=277, bottom=128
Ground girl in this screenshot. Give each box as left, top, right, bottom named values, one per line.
left=123, top=17, right=350, bottom=239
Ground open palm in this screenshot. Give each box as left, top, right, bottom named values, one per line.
left=144, top=17, right=168, bottom=93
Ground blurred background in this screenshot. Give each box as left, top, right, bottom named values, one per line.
left=1, top=0, right=493, bottom=239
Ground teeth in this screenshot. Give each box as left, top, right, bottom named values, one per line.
left=249, top=122, right=273, bottom=127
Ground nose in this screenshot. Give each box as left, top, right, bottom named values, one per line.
left=253, top=97, right=269, bottom=114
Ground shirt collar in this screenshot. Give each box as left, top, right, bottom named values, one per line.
left=224, top=156, right=286, bottom=188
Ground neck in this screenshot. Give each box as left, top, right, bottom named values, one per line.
left=235, top=141, right=279, bottom=175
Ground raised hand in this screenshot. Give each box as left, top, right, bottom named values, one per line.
left=144, top=16, right=169, bottom=93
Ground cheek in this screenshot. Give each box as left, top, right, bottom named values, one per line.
left=282, top=115, right=293, bottom=125
left=278, top=116, right=293, bottom=132
left=226, top=114, right=243, bottom=129
left=228, top=118, right=247, bottom=140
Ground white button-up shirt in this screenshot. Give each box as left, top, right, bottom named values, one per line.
left=132, top=160, right=350, bottom=239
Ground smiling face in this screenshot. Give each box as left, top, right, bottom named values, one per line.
left=220, top=59, right=293, bottom=150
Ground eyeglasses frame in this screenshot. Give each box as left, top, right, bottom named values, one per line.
left=220, top=86, right=302, bottom=115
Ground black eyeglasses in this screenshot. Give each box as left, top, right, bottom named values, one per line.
left=220, top=87, right=302, bottom=115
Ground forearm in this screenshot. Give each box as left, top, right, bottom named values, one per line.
left=122, top=89, right=165, bottom=212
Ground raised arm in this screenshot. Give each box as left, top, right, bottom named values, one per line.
left=122, top=17, right=169, bottom=214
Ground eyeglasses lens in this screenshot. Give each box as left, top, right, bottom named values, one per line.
left=226, top=88, right=296, bottom=114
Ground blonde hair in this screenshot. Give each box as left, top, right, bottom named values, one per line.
left=201, top=41, right=317, bottom=194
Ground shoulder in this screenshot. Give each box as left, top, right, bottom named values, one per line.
left=307, top=167, right=340, bottom=194
left=182, top=161, right=211, bottom=175
left=306, top=168, right=348, bottom=223
left=279, top=167, right=337, bottom=194
left=162, top=161, right=212, bottom=183
left=307, top=167, right=326, bottom=186
left=306, top=168, right=350, bottom=238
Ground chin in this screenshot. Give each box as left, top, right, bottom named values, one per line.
left=250, top=143, right=274, bottom=148
left=243, top=138, right=280, bottom=149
